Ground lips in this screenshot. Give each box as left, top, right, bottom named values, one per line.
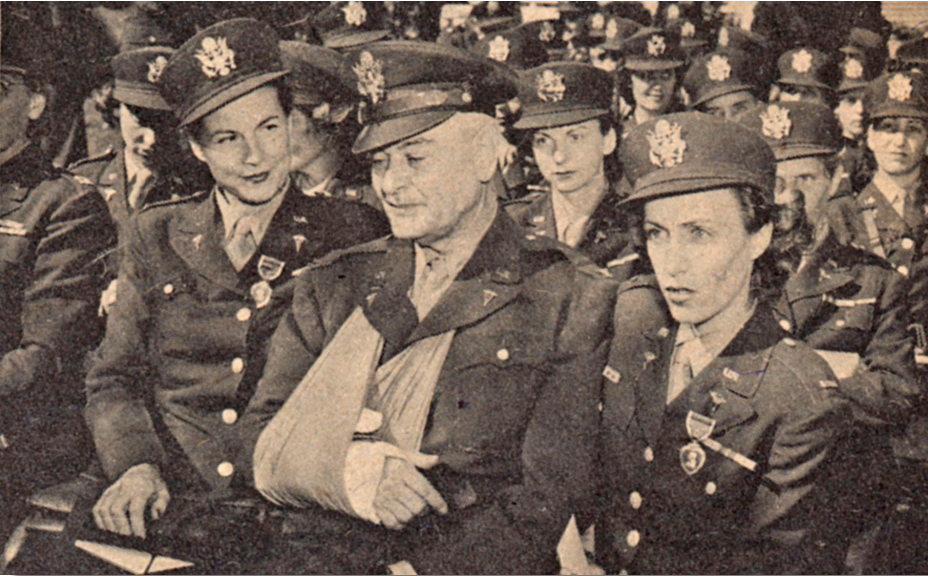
left=664, top=286, right=695, bottom=304
left=243, top=171, right=269, bottom=184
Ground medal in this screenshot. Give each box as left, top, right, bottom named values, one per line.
left=257, top=255, right=285, bottom=281
left=680, top=442, right=707, bottom=475
left=250, top=280, right=273, bottom=309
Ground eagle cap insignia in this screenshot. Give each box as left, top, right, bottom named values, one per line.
left=147, top=56, right=169, bottom=83
left=646, top=119, right=686, bottom=168
left=194, top=36, right=237, bottom=79
left=667, top=4, right=681, bottom=20
left=488, top=35, right=510, bottom=62
left=681, top=21, right=696, bottom=38
left=647, top=35, right=667, bottom=57
left=888, top=73, right=913, bottom=102
left=760, top=104, right=791, bottom=139
left=706, top=54, right=731, bottom=82
left=791, top=49, right=813, bottom=74
left=536, top=69, right=566, bottom=103
left=591, top=13, right=605, bottom=30
left=342, top=1, right=367, bottom=26
left=844, top=58, right=864, bottom=80
left=353, top=51, right=385, bottom=105
left=539, top=21, right=556, bottom=43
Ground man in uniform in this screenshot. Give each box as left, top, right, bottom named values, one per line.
left=281, top=40, right=380, bottom=208
left=739, top=100, right=920, bottom=572
left=0, top=20, right=116, bottom=539
left=239, top=40, right=616, bottom=575
left=82, top=18, right=388, bottom=544
left=505, top=61, right=639, bottom=280
left=598, top=113, right=848, bottom=574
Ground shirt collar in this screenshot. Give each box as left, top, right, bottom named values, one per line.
left=676, top=298, right=756, bottom=378
left=872, top=171, right=909, bottom=212
left=214, top=181, right=288, bottom=246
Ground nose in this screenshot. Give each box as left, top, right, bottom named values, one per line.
left=242, top=133, right=265, bottom=166
left=378, top=157, right=408, bottom=198
left=656, top=236, right=689, bottom=278
left=552, top=143, right=566, bottom=164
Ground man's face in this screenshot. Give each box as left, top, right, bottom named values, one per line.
left=631, top=69, right=675, bottom=113
left=775, top=156, right=833, bottom=226
left=531, top=119, right=615, bottom=195
left=834, top=95, right=864, bottom=140
left=0, top=74, right=38, bottom=158
left=370, top=115, right=489, bottom=244
left=867, top=117, right=928, bottom=177
left=288, top=106, right=328, bottom=174
left=644, top=187, right=770, bottom=325
left=702, top=90, right=757, bottom=121
left=189, top=86, right=290, bottom=203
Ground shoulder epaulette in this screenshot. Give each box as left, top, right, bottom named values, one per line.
left=770, top=337, right=838, bottom=392
left=293, top=236, right=391, bottom=276
left=67, top=146, right=117, bottom=171
left=502, top=190, right=546, bottom=207
left=139, top=190, right=209, bottom=213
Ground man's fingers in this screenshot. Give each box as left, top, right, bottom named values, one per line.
left=404, top=470, right=448, bottom=515
left=407, top=452, right=440, bottom=470
left=376, top=506, right=402, bottom=530
left=108, top=494, right=133, bottom=536
left=150, top=485, right=170, bottom=520
left=127, top=496, right=148, bottom=539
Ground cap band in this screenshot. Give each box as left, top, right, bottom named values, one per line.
left=359, top=85, right=474, bottom=125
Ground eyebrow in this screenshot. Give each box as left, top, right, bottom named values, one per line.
left=395, top=137, right=433, bottom=151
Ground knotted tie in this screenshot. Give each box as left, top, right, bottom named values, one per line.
left=225, top=216, right=259, bottom=271
left=410, top=249, right=450, bottom=320
left=667, top=324, right=699, bottom=405
left=127, top=167, right=153, bottom=210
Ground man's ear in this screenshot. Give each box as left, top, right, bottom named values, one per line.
left=473, top=123, right=501, bottom=183
left=188, top=139, right=207, bottom=164
left=27, top=92, right=47, bottom=121
left=749, top=222, right=773, bottom=261
left=602, top=126, right=617, bottom=157
left=865, top=125, right=876, bottom=154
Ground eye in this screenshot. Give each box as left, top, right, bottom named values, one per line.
left=533, top=134, right=550, bottom=147
left=371, top=155, right=388, bottom=170
left=643, top=225, right=664, bottom=241
left=406, top=154, right=425, bottom=167
left=264, top=121, right=280, bottom=131
left=689, top=226, right=709, bottom=239
left=213, top=134, right=237, bottom=146
left=569, top=132, right=583, bottom=142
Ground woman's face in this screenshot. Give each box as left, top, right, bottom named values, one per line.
left=631, top=69, right=676, bottom=113
left=288, top=106, right=331, bottom=174
left=867, top=117, right=928, bottom=178
left=531, top=118, right=615, bottom=195
left=643, top=187, right=771, bottom=326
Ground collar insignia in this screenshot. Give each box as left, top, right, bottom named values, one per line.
left=194, top=37, right=237, bottom=79
left=483, top=289, right=497, bottom=307
left=353, top=51, right=386, bottom=105
left=718, top=27, right=729, bottom=47
left=605, top=18, right=619, bottom=40
left=536, top=69, right=566, bottom=103
left=647, top=119, right=686, bottom=168
left=760, top=105, right=791, bottom=139
left=257, top=255, right=285, bottom=282
left=293, top=234, right=307, bottom=253
left=706, top=54, right=731, bottom=82
left=192, top=234, right=203, bottom=251
left=791, top=49, right=813, bottom=74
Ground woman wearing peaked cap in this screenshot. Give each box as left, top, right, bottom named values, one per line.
left=505, top=61, right=640, bottom=281
left=82, top=17, right=387, bottom=550
left=619, top=27, right=685, bottom=132
left=597, top=112, right=849, bottom=574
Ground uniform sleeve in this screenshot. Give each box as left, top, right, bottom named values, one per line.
left=838, top=269, right=921, bottom=426
left=0, top=179, right=115, bottom=395
left=83, top=216, right=166, bottom=483
left=237, top=273, right=326, bottom=482
left=411, top=268, right=617, bottom=575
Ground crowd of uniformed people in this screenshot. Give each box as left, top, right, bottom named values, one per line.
left=2, top=1, right=928, bottom=574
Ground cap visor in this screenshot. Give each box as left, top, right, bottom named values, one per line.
left=621, top=164, right=771, bottom=205
left=514, top=107, right=609, bottom=130
left=179, top=70, right=289, bottom=127
left=778, top=78, right=833, bottom=92
left=691, top=84, right=754, bottom=108
left=113, top=86, right=173, bottom=111
left=771, top=144, right=837, bottom=161
left=625, top=59, right=684, bottom=71
left=353, top=110, right=455, bottom=154
left=325, top=30, right=391, bottom=50
left=869, top=104, right=928, bottom=120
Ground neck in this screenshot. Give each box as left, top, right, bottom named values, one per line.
left=876, top=166, right=922, bottom=195
left=419, top=182, right=499, bottom=258
left=294, top=149, right=342, bottom=191
left=0, top=138, right=31, bottom=167
left=694, top=280, right=754, bottom=338
left=552, top=170, right=608, bottom=218
left=634, top=106, right=658, bottom=126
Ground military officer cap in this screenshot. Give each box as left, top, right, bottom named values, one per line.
left=669, top=19, right=709, bottom=58
left=111, top=47, right=175, bottom=111
left=622, top=27, right=685, bottom=71
left=595, top=17, right=644, bottom=52
left=683, top=49, right=756, bottom=108
left=0, top=3, right=56, bottom=82
left=619, top=112, right=776, bottom=203
left=513, top=62, right=612, bottom=130
left=864, top=70, right=928, bottom=121
left=737, top=101, right=839, bottom=161
left=777, top=47, right=833, bottom=92
left=837, top=28, right=883, bottom=95
left=470, top=23, right=549, bottom=71
left=840, top=27, right=883, bottom=59
left=280, top=41, right=354, bottom=107
left=157, top=18, right=288, bottom=127
left=345, top=41, right=519, bottom=154
left=312, top=2, right=390, bottom=50
left=716, top=25, right=769, bottom=54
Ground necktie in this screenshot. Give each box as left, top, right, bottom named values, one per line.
left=667, top=326, right=698, bottom=405
left=411, top=251, right=450, bottom=320
left=226, top=216, right=259, bottom=271
left=127, top=168, right=153, bottom=210
left=560, top=217, right=589, bottom=248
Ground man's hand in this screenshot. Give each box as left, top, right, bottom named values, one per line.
left=92, top=463, right=169, bottom=538
left=372, top=452, right=448, bottom=530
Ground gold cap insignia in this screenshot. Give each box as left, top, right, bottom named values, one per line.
left=844, top=58, right=863, bottom=80
left=536, top=69, right=566, bottom=103
left=353, top=51, right=385, bottom=105
left=147, top=56, right=169, bottom=84
left=194, top=37, right=237, bottom=79
left=760, top=105, right=791, bottom=140
left=647, top=119, right=686, bottom=168
left=706, top=54, right=731, bottom=82
left=647, top=35, right=667, bottom=57
left=342, top=1, right=367, bottom=26
left=888, top=73, right=913, bottom=102
left=539, top=21, right=556, bottom=43
left=681, top=21, right=696, bottom=38
left=488, top=35, right=510, bottom=62
left=791, top=49, right=813, bottom=74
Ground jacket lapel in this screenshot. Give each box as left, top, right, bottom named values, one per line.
left=635, top=324, right=676, bottom=447
left=169, top=189, right=246, bottom=294
left=362, top=238, right=420, bottom=348
left=406, top=211, right=526, bottom=344
left=0, top=146, right=45, bottom=218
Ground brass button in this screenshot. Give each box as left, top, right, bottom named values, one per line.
left=629, top=491, right=642, bottom=509
left=221, top=409, right=238, bottom=425
left=778, top=319, right=791, bottom=332
left=163, top=284, right=174, bottom=295
left=217, top=462, right=234, bottom=477
left=626, top=530, right=640, bottom=547
left=231, top=358, right=245, bottom=374
left=236, top=308, right=252, bottom=322
left=496, top=348, right=510, bottom=361
left=644, top=447, right=654, bottom=462
left=705, top=481, right=717, bottom=495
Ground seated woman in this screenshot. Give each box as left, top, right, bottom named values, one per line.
left=597, top=113, right=849, bottom=574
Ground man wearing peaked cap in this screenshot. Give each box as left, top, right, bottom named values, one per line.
left=280, top=40, right=381, bottom=209
left=81, top=18, right=388, bottom=553
left=683, top=48, right=760, bottom=120
left=506, top=62, right=639, bottom=280
left=740, top=97, right=922, bottom=576
left=774, top=47, right=835, bottom=107
left=621, top=27, right=685, bottom=129
left=598, top=112, right=847, bottom=574
left=240, top=40, right=616, bottom=575
left=310, top=1, right=391, bottom=50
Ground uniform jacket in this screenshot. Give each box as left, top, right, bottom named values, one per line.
left=504, top=188, right=640, bottom=281
left=598, top=275, right=848, bottom=575
left=240, top=210, right=617, bottom=575
left=294, top=173, right=383, bottom=212
left=0, top=145, right=115, bottom=420
left=84, top=183, right=389, bottom=492
left=774, top=231, right=919, bottom=427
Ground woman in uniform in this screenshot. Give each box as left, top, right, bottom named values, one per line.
left=597, top=112, right=849, bottom=574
